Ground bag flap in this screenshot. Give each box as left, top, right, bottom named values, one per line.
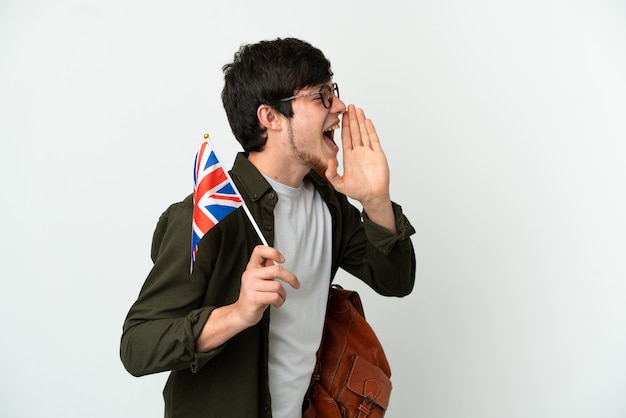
left=346, top=355, right=392, bottom=410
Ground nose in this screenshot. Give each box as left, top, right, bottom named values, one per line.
left=332, top=95, right=347, bottom=113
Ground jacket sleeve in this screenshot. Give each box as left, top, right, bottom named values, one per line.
left=119, top=199, right=224, bottom=377
left=337, top=199, right=416, bottom=297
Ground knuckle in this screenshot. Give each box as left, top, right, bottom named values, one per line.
left=241, top=270, right=250, bottom=283
left=267, top=264, right=282, bottom=277
left=266, top=280, right=281, bottom=292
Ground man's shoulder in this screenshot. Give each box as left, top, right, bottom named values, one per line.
left=161, top=194, right=193, bottom=217
left=153, top=194, right=194, bottom=234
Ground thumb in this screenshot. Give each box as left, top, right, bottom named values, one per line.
left=325, top=159, right=343, bottom=189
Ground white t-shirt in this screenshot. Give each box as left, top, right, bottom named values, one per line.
left=264, top=176, right=332, bottom=418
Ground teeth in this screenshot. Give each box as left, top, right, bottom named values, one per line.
left=324, top=124, right=340, bottom=133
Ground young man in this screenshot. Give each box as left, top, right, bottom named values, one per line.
left=120, top=37, right=416, bottom=418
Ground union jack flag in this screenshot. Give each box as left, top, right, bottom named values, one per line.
left=191, top=139, right=243, bottom=271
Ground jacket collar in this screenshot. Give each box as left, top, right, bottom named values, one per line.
left=230, top=153, right=273, bottom=203
left=230, top=152, right=334, bottom=203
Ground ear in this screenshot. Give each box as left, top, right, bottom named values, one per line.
left=257, top=104, right=282, bottom=131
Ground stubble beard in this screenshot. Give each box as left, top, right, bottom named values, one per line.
left=287, top=123, right=326, bottom=174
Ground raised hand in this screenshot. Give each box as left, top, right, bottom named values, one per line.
left=325, top=104, right=397, bottom=233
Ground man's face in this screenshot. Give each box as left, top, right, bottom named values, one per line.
left=283, top=83, right=346, bottom=174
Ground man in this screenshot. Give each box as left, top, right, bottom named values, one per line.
left=120, top=37, right=416, bottom=418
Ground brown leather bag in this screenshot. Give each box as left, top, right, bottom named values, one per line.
left=303, top=285, right=392, bottom=418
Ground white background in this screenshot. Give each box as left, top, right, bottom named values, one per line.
left=1, top=0, right=625, bottom=417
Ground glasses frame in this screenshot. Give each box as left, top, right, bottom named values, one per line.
left=276, top=83, right=339, bottom=109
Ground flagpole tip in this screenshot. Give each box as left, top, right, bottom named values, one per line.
left=203, top=133, right=209, bottom=139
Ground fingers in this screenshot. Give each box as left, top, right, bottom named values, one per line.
left=364, top=117, right=382, bottom=151
left=244, top=274, right=289, bottom=308
left=246, top=244, right=284, bottom=268
left=341, top=108, right=353, bottom=155
left=343, top=104, right=379, bottom=150
left=355, top=107, right=371, bottom=148
left=246, top=245, right=300, bottom=288
left=238, top=245, right=301, bottom=326
left=346, top=104, right=367, bottom=148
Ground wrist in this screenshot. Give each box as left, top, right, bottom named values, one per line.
left=361, top=195, right=391, bottom=217
left=362, top=198, right=397, bottom=234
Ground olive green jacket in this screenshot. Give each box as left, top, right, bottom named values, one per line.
left=120, top=153, right=416, bottom=418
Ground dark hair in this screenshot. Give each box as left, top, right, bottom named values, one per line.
left=221, top=38, right=333, bottom=153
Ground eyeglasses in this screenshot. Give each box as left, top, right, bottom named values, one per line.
left=276, top=83, right=340, bottom=109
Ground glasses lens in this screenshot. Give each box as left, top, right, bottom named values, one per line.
left=320, top=85, right=330, bottom=108
left=321, top=84, right=339, bottom=108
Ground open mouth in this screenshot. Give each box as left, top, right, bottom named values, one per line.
left=323, top=123, right=340, bottom=152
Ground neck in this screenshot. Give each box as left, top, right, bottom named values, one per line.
left=248, top=151, right=308, bottom=188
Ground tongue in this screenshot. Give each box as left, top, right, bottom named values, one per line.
left=323, top=132, right=339, bottom=152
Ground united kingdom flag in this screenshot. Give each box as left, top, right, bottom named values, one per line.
left=191, top=139, right=243, bottom=271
